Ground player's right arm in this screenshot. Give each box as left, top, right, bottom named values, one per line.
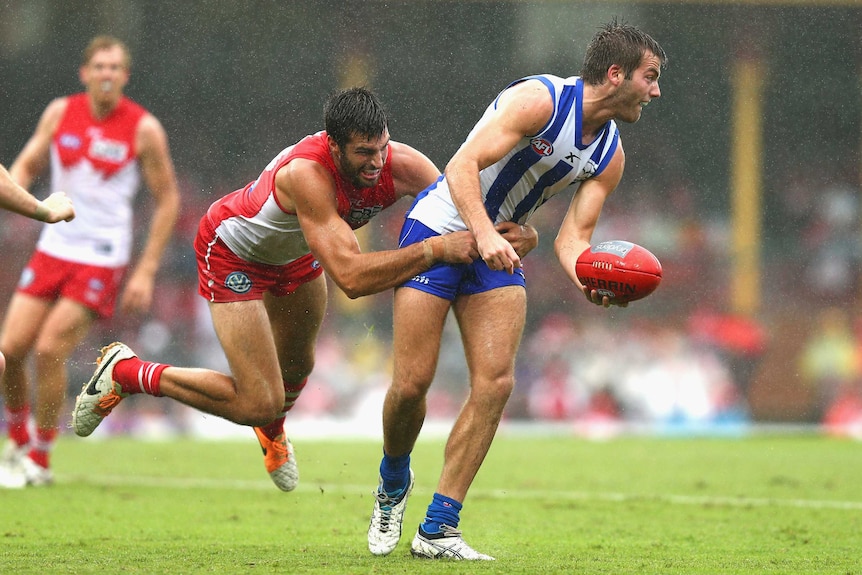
left=275, top=159, right=477, bottom=299
left=444, top=79, right=553, bottom=274
left=9, top=97, right=68, bottom=189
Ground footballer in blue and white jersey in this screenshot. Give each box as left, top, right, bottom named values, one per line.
left=406, top=75, right=619, bottom=234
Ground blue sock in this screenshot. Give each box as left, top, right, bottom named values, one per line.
left=379, top=450, right=410, bottom=495
left=420, top=493, right=462, bottom=534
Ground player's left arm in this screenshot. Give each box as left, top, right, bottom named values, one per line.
left=0, top=163, right=75, bottom=222
left=554, top=144, right=625, bottom=307
left=121, top=113, right=181, bottom=314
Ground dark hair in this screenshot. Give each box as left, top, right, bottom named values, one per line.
left=323, top=87, right=388, bottom=150
left=580, top=20, right=667, bottom=85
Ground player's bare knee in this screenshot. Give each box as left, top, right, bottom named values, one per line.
left=473, top=376, right=515, bottom=404
left=392, top=377, right=433, bottom=404
left=227, top=384, right=284, bottom=426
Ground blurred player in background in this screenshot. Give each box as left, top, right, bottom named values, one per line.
left=71, top=87, right=538, bottom=492
left=367, top=20, right=667, bottom=560
left=0, top=164, right=75, bottom=468
left=0, top=36, right=180, bottom=488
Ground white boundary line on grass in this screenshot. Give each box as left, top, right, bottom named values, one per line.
left=485, top=488, right=862, bottom=511
left=60, top=474, right=862, bottom=512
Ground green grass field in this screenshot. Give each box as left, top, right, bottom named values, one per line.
left=1, top=432, right=860, bottom=574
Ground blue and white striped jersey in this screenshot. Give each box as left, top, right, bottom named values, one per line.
left=407, top=75, right=620, bottom=234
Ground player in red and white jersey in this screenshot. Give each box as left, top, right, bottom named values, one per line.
left=0, top=36, right=180, bottom=488
left=0, top=164, right=75, bottom=487
left=206, top=129, right=403, bottom=270
left=72, top=87, right=537, bottom=493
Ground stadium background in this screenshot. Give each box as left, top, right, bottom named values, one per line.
left=1, top=0, right=861, bottom=437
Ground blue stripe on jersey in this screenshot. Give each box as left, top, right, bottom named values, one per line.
left=542, top=84, right=576, bottom=143
left=510, top=160, right=574, bottom=222
left=485, top=75, right=575, bottom=221
left=589, top=126, right=611, bottom=165
left=484, top=146, right=542, bottom=220
left=574, top=79, right=586, bottom=150
left=593, top=130, right=619, bottom=177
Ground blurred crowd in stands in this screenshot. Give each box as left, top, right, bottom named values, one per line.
left=2, top=169, right=862, bottom=439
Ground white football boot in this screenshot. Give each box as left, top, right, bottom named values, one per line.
left=368, top=469, right=414, bottom=556
left=410, top=524, right=495, bottom=560
left=72, top=342, right=136, bottom=437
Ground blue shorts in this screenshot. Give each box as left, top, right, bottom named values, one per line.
left=398, top=219, right=526, bottom=301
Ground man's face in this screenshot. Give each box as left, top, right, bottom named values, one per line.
left=79, top=45, right=129, bottom=106
left=331, top=129, right=390, bottom=188
left=613, top=51, right=662, bottom=124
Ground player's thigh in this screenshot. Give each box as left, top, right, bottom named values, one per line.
left=34, top=297, right=96, bottom=358
left=392, top=286, right=451, bottom=388
left=0, top=293, right=53, bottom=356
left=264, top=274, right=327, bottom=374
left=209, top=299, right=282, bottom=391
left=453, top=285, right=526, bottom=382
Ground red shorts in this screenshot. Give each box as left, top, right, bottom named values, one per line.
left=195, top=216, right=323, bottom=303
left=16, top=251, right=126, bottom=318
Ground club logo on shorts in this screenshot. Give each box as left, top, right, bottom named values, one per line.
left=225, top=271, right=252, bottom=294
left=18, top=267, right=34, bottom=289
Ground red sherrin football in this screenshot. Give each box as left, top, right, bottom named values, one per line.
left=575, top=240, right=662, bottom=304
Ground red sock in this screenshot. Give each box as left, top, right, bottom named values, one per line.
left=283, top=378, right=308, bottom=412
left=258, top=416, right=286, bottom=441
left=257, top=379, right=308, bottom=441
left=4, top=404, right=30, bottom=447
left=28, top=426, right=58, bottom=469
left=113, top=358, right=168, bottom=396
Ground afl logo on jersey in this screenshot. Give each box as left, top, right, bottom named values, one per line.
left=225, top=271, right=252, bottom=294
left=530, top=137, right=554, bottom=156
